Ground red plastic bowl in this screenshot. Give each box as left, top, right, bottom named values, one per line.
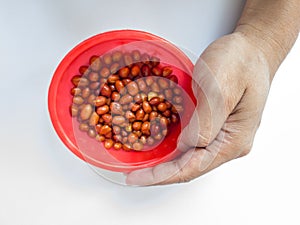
left=48, top=30, right=196, bottom=172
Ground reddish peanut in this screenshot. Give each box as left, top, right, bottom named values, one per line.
left=119, top=94, right=133, bottom=105
left=112, top=51, right=122, bottom=62
left=81, top=87, right=90, bottom=98
left=99, top=125, right=112, bottom=135
left=102, top=114, right=112, bottom=124
left=112, top=116, right=126, bottom=125
left=127, top=81, right=139, bottom=96
left=103, top=54, right=112, bottom=65
left=142, top=101, right=152, bottom=114
left=119, top=67, right=130, bottom=78
left=135, top=109, right=145, bottom=120
left=70, top=104, right=79, bottom=117
left=131, top=65, right=140, bottom=77
left=157, top=102, right=167, bottom=112
left=73, top=96, right=84, bottom=105
left=93, top=96, right=106, bottom=107
left=104, top=139, right=114, bottom=149
left=100, top=84, right=111, bottom=97
left=89, top=112, right=100, bottom=126
left=133, top=142, right=143, bottom=151
left=141, top=121, right=150, bottom=135
left=96, top=105, right=109, bottom=115
left=80, top=104, right=92, bottom=120
left=70, top=87, right=81, bottom=96
left=162, top=66, right=173, bottom=77
left=110, top=102, right=123, bottom=115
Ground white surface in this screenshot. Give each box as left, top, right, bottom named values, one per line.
left=1, top=0, right=300, bottom=225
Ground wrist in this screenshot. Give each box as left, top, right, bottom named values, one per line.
left=234, top=0, right=300, bottom=80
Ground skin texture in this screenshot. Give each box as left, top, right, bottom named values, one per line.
left=126, top=0, right=300, bottom=186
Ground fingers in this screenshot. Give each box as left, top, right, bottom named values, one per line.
left=125, top=148, right=213, bottom=186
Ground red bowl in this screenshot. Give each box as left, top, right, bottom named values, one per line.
left=48, top=30, right=196, bottom=172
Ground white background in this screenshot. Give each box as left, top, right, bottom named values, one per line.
left=1, top=0, right=300, bottom=225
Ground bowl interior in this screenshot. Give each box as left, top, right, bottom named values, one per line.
left=48, top=30, right=196, bottom=172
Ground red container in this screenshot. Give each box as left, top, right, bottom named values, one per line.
left=48, top=30, right=196, bottom=172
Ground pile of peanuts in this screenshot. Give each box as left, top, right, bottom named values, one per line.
left=70, top=50, right=183, bottom=151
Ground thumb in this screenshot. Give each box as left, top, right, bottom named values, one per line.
left=178, top=58, right=227, bottom=150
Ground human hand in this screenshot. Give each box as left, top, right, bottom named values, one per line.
left=125, top=0, right=299, bottom=186
left=126, top=32, right=271, bottom=185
